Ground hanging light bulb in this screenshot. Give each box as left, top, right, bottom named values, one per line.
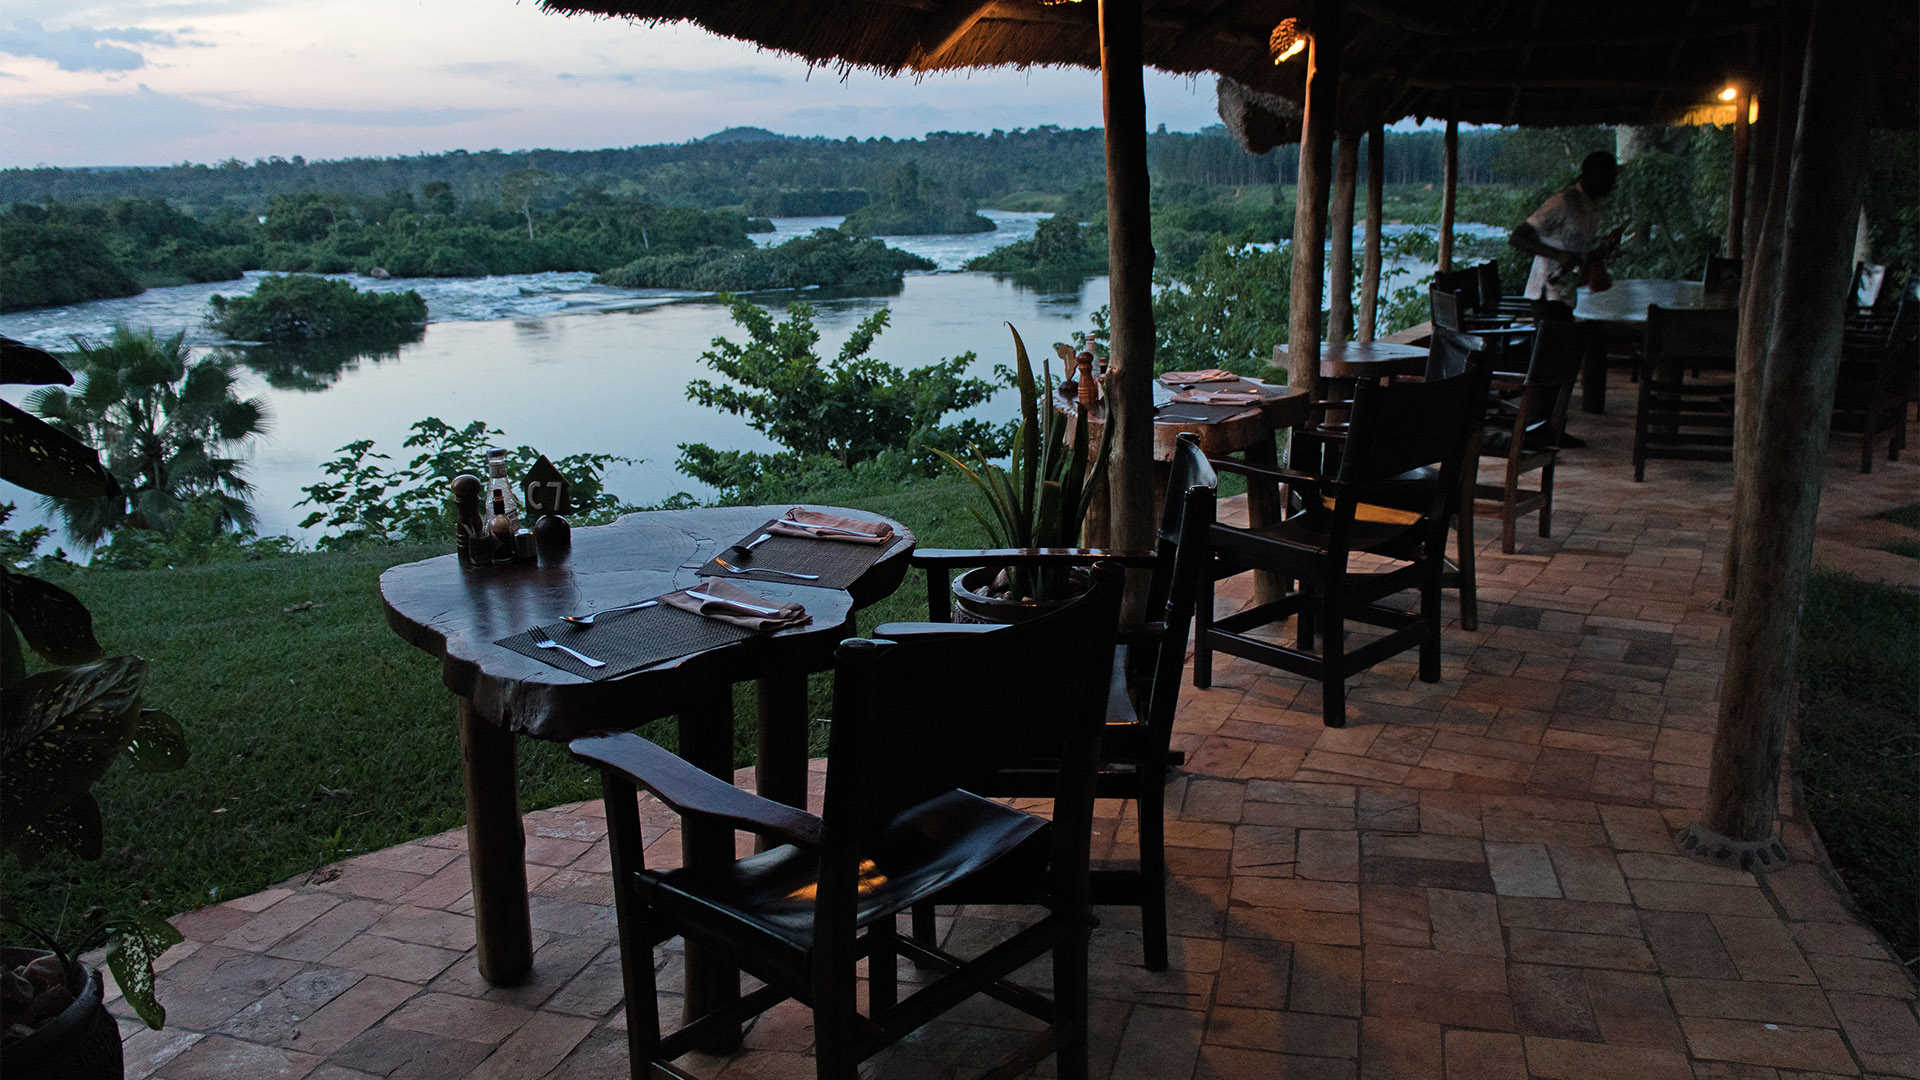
left=1271, top=18, right=1307, bottom=64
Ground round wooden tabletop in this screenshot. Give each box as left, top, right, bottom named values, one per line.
left=1573, top=279, right=1737, bottom=324
left=380, top=505, right=914, bottom=740
left=1272, top=340, right=1428, bottom=378
left=1053, top=379, right=1310, bottom=459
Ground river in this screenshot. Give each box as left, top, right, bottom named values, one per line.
left=0, top=210, right=1495, bottom=552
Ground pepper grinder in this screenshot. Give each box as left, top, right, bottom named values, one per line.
left=1076, top=351, right=1097, bottom=409
left=451, top=473, right=487, bottom=564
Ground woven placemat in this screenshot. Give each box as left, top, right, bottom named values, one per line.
left=1157, top=402, right=1259, bottom=424
left=496, top=603, right=755, bottom=681
left=697, top=520, right=887, bottom=589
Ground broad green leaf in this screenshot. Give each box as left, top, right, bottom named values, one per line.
left=105, top=913, right=183, bottom=1029
left=0, top=400, right=118, bottom=499
left=0, top=657, right=145, bottom=863
left=127, top=709, right=189, bottom=773
left=3, top=792, right=103, bottom=865
left=2, top=570, right=104, bottom=665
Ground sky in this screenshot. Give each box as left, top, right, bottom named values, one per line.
left=0, top=0, right=1233, bottom=168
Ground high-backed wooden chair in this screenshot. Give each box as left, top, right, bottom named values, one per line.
left=1633, top=306, right=1739, bottom=481
left=1832, top=288, right=1915, bottom=473
left=1474, top=320, right=1584, bottom=551
left=571, top=563, right=1125, bottom=1080
left=1194, top=363, right=1490, bottom=728
left=1702, top=255, right=1742, bottom=294
left=890, top=433, right=1217, bottom=972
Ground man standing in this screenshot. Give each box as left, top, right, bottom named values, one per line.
left=1511, top=151, right=1620, bottom=302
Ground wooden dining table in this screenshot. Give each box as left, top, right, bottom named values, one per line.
left=380, top=504, right=913, bottom=1038
left=1573, top=279, right=1738, bottom=412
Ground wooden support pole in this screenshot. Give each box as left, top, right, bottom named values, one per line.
left=1286, top=0, right=1343, bottom=393
left=1694, top=0, right=1875, bottom=860
left=1099, top=0, right=1156, bottom=562
left=1728, top=85, right=1752, bottom=259
left=1359, top=124, right=1384, bottom=342
left=1726, top=14, right=1800, bottom=602
left=1438, top=118, right=1459, bottom=271
left=1329, top=132, right=1359, bottom=345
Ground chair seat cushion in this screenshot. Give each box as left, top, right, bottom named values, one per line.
left=644, top=789, right=1049, bottom=953
left=1481, top=421, right=1555, bottom=455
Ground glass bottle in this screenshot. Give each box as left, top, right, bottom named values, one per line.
left=484, top=448, right=521, bottom=530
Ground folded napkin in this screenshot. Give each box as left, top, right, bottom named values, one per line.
left=1160, top=368, right=1240, bottom=385
left=766, top=507, right=895, bottom=545
left=1172, top=389, right=1265, bottom=405
left=662, top=580, right=811, bottom=631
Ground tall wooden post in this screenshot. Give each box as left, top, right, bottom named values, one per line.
left=1438, top=118, right=1459, bottom=271
left=1359, top=124, right=1384, bottom=342
left=1726, top=18, right=1800, bottom=601
left=1099, top=0, right=1156, bottom=559
left=1728, top=85, right=1752, bottom=259
left=1329, top=132, right=1359, bottom=345
left=1690, top=0, right=1875, bottom=864
left=1286, top=0, right=1343, bottom=394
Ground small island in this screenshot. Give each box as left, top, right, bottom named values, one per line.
left=597, top=228, right=934, bottom=291
left=838, top=162, right=993, bottom=237
left=208, top=275, right=427, bottom=341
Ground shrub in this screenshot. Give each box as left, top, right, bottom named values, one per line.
left=207, top=275, right=426, bottom=341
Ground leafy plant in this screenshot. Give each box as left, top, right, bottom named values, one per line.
left=26, top=325, right=270, bottom=548
left=929, top=324, right=1115, bottom=601
left=207, top=274, right=426, bottom=341
left=295, top=417, right=635, bottom=550
left=0, top=336, right=187, bottom=1035
left=675, top=296, right=1004, bottom=499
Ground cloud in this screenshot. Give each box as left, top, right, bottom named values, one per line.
left=0, top=19, right=192, bottom=72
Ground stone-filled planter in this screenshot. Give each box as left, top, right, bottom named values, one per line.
left=0, top=947, right=123, bottom=1080
left=951, top=565, right=1093, bottom=624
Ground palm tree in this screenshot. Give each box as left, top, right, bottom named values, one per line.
left=27, top=325, right=271, bottom=547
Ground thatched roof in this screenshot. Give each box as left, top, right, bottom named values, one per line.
left=539, top=1, right=1917, bottom=132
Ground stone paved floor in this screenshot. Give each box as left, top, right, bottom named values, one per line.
left=111, top=380, right=1918, bottom=1079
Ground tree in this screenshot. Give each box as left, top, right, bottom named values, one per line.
left=499, top=167, right=553, bottom=241
left=26, top=325, right=270, bottom=547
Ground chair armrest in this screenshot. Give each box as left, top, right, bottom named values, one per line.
left=1206, top=456, right=1326, bottom=490
left=570, top=733, right=824, bottom=850
left=910, top=547, right=1160, bottom=569
left=870, top=621, right=1005, bottom=640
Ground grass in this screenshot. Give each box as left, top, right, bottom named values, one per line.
left=2, top=473, right=987, bottom=942
left=1873, top=502, right=1920, bottom=528
left=1882, top=538, right=1920, bottom=559
left=1793, top=570, right=1920, bottom=966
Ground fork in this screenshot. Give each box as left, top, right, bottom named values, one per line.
left=561, top=599, right=658, bottom=626
left=712, top=555, right=818, bottom=581
left=528, top=626, right=606, bottom=668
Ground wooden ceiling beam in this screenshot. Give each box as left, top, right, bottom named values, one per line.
left=1350, top=0, right=1754, bottom=46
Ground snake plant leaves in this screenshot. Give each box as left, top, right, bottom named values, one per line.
left=0, top=337, right=74, bottom=388
left=0, top=656, right=147, bottom=865
left=127, top=709, right=189, bottom=773
left=2, top=570, right=104, bottom=666
left=104, top=912, right=183, bottom=1029
left=0, top=400, right=118, bottom=499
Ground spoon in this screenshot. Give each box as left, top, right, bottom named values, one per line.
left=561, top=599, right=659, bottom=626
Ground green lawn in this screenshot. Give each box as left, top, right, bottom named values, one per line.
left=1793, top=570, right=1920, bottom=965
left=3, top=474, right=987, bottom=940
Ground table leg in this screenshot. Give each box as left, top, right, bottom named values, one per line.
left=1244, top=434, right=1289, bottom=606
left=678, top=686, right=742, bottom=1051
left=1581, top=327, right=1608, bottom=414
left=458, top=700, right=532, bottom=986
left=754, top=668, right=810, bottom=851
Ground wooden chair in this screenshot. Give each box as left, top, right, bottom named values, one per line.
left=889, top=432, right=1217, bottom=972
left=1194, top=362, right=1491, bottom=728
left=1702, top=255, right=1741, bottom=294
left=1633, top=305, right=1739, bottom=481
left=571, top=562, right=1125, bottom=1080
left=1832, top=289, right=1915, bottom=473
left=1474, top=320, right=1584, bottom=551
left=1433, top=286, right=1532, bottom=374
left=1475, top=259, right=1538, bottom=319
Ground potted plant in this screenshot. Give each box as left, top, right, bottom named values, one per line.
left=1, top=337, right=187, bottom=1078
left=930, top=324, right=1116, bottom=621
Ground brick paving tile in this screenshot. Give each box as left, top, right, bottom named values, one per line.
left=1509, top=926, right=1657, bottom=971
left=1216, top=937, right=1292, bottom=1009
left=1762, top=866, right=1862, bottom=925
left=1425, top=887, right=1502, bottom=956
left=1510, top=963, right=1600, bottom=1039
left=1297, top=829, right=1360, bottom=881
left=215, top=894, right=345, bottom=955
left=1629, top=879, right=1776, bottom=918
left=1679, top=1017, right=1862, bottom=1074
left=1417, top=790, right=1484, bottom=837
left=1619, top=852, right=1756, bottom=885
left=171, top=903, right=258, bottom=944
left=351, top=842, right=463, bottom=877
left=461, top=1011, right=595, bottom=1079
left=1586, top=970, right=1687, bottom=1049
left=1665, top=977, right=1838, bottom=1027
left=1228, top=906, right=1363, bottom=947
left=123, top=1028, right=203, bottom=1080
left=305, top=862, right=433, bottom=902
left=1710, top=915, right=1821, bottom=985
left=1362, top=832, right=1485, bottom=862
left=1289, top=944, right=1363, bottom=1016
left=213, top=965, right=363, bottom=1047
left=1485, top=840, right=1563, bottom=897
left=1522, top=1036, right=1695, bottom=1080
left=1231, top=825, right=1298, bottom=877
left=1825, top=992, right=1920, bottom=1077
left=1787, top=922, right=1894, bottom=961
left=1110, top=1005, right=1206, bottom=1080
left=1364, top=944, right=1507, bottom=993
left=327, top=1024, right=494, bottom=1079
left=1807, top=954, right=1917, bottom=997
left=1444, top=1030, right=1528, bottom=1080
left=155, top=947, right=308, bottom=1031
left=1194, top=1045, right=1355, bottom=1079
left=1548, top=846, right=1633, bottom=903
left=1360, top=885, right=1431, bottom=948
left=1359, top=854, right=1496, bottom=891
left=428, top=933, right=606, bottom=1009
left=267, top=900, right=391, bottom=963
left=323, top=933, right=463, bottom=984
left=1642, top=910, right=1745, bottom=979
left=1364, top=981, right=1516, bottom=1031
left=1206, top=1005, right=1357, bottom=1058
left=158, top=1034, right=323, bottom=1079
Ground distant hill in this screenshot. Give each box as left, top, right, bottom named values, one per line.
left=701, top=127, right=786, bottom=144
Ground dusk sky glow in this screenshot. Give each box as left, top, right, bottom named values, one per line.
left=1, top=0, right=1232, bottom=167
